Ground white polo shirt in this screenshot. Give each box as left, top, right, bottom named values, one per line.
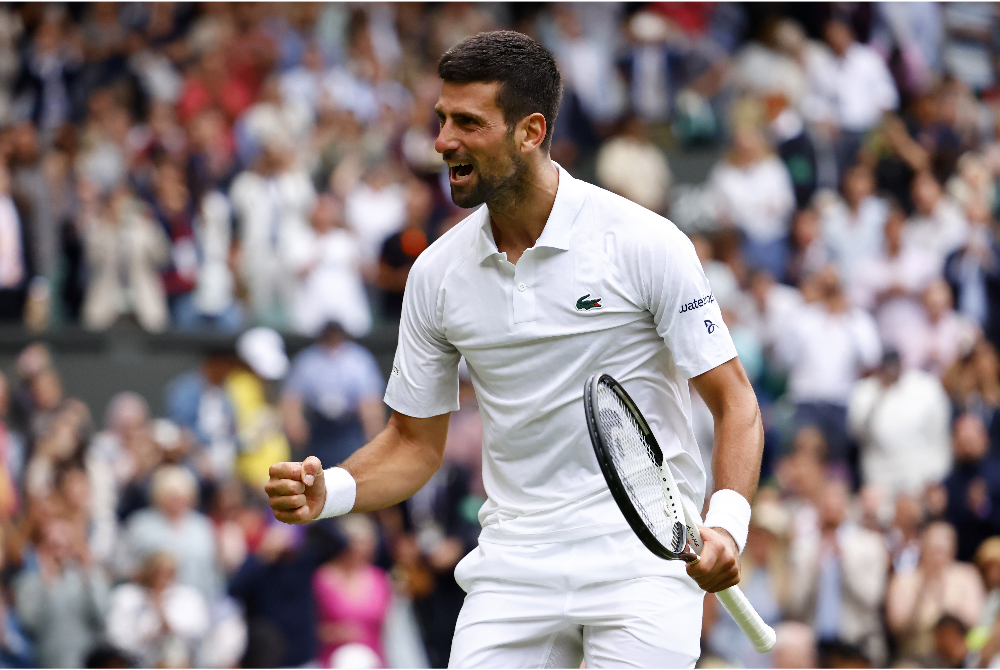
left=385, top=165, right=738, bottom=545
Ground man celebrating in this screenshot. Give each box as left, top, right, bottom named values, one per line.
left=266, top=31, right=763, bottom=668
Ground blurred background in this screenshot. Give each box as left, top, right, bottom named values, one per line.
left=0, top=1, right=999, bottom=668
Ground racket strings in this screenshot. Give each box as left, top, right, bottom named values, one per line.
left=596, top=383, right=682, bottom=553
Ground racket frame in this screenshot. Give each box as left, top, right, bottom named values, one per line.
left=585, top=373, right=690, bottom=561
left=584, top=373, right=777, bottom=654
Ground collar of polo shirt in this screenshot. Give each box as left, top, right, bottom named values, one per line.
left=475, top=164, right=589, bottom=264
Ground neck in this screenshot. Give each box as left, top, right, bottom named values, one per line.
left=487, top=159, right=559, bottom=265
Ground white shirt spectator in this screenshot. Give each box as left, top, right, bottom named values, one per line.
left=595, top=134, right=672, bottom=213
left=778, top=302, right=882, bottom=405
left=907, top=197, right=970, bottom=267
left=850, top=243, right=939, bottom=368
left=848, top=369, right=952, bottom=497
left=105, top=581, right=210, bottom=668
left=820, top=194, right=889, bottom=278
left=709, top=154, right=796, bottom=243
left=345, top=180, right=407, bottom=265
left=229, top=164, right=315, bottom=322
left=803, top=42, right=899, bottom=132
left=0, top=193, right=24, bottom=289
left=284, top=224, right=372, bottom=338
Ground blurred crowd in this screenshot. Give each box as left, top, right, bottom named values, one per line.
left=5, top=1, right=1000, bottom=669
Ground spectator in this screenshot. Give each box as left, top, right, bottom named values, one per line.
left=13, top=516, right=109, bottom=668
left=229, top=138, right=315, bottom=328
left=944, top=200, right=1000, bottom=353
left=86, top=392, right=158, bottom=526
left=81, top=185, right=170, bottom=332
left=313, top=514, right=393, bottom=667
left=818, top=163, right=889, bottom=279
left=149, top=162, right=202, bottom=328
left=230, top=520, right=341, bottom=668
left=376, top=181, right=432, bottom=319
left=772, top=621, right=818, bottom=669
left=888, top=493, right=926, bottom=574
left=931, top=614, right=970, bottom=669
left=908, top=170, right=970, bottom=268
left=0, top=162, right=26, bottom=321
left=231, top=327, right=292, bottom=490
left=165, top=347, right=240, bottom=482
left=405, top=459, right=480, bottom=668
left=782, top=207, right=829, bottom=288
left=802, top=18, right=899, bottom=175
left=914, top=278, right=979, bottom=376
left=847, top=350, right=952, bottom=498
left=943, top=413, right=1000, bottom=563
left=344, top=160, right=407, bottom=267
left=594, top=115, right=672, bottom=214
left=777, top=266, right=882, bottom=466
left=286, top=194, right=372, bottom=338
left=120, top=465, right=222, bottom=602
left=850, top=199, right=939, bottom=369
left=886, top=521, right=985, bottom=664
left=708, top=124, right=796, bottom=278
left=105, top=551, right=210, bottom=668
left=944, top=338, right=1000, bottom=454
left=785, top=479, right=890, bottom=666
left=976, top=537, right=1000, bottom=630
left=280, top=321, right=385, bottom=470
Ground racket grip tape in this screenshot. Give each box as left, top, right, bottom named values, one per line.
left=716, top=586, right=777, bottom=653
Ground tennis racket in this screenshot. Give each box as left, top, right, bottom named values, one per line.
left=584, top=373, right=776, bottom=654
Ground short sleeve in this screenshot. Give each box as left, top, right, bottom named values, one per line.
left=383, top=259, right=461, bottom=417
left=626, top=223, right=738, bottom=379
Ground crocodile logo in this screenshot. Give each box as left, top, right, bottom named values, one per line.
left=576, top=294, right=602, bottom=311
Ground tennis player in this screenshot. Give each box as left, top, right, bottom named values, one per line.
left=266, top=31, right=764, bottom=668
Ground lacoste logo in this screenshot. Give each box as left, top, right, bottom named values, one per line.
left=679, top=293, right=715, bottom=314
left=576, top=294, right=602, bottom=310
left=704, top=320, right=717, bottom=334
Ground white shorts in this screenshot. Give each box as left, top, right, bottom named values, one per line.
left=449, top=530, right=704, bottom=669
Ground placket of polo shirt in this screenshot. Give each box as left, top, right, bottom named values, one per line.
left=512, top=249, right=536, bottom=323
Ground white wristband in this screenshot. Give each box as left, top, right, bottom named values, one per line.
left=703, top=489, right=752, bottom=554
left=317, top=467, right=357, bottom=519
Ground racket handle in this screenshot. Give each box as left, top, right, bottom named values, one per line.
left=716, top=585, right=776, bottom=653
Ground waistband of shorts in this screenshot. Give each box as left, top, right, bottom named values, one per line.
left=477, top=519, right=631, bottom=545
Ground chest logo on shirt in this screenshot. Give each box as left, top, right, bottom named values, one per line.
left=576, top=294, right=602, bottom=310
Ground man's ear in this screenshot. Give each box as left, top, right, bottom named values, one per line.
left=515, top=112, right=547, bottom=153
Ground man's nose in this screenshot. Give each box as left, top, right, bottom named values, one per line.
left=435, top=122, right=460, bottom=155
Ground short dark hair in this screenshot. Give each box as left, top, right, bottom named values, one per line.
left=438, top=31, right=563, bottom=151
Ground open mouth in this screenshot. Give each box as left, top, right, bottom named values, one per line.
left=448, top=162, right=474, bottom=185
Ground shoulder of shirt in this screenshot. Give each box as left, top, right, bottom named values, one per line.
left=576, top=178, right=687, bottom=245
left=407, top=208, right=484, bottom=283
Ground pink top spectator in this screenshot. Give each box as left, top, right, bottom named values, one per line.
left=313, top=563, right=393, bottom=667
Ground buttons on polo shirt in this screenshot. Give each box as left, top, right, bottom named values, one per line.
left=517, top=283, right=527, bottom=292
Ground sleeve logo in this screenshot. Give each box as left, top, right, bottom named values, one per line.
left=679, top=293, right=715, bottom=314
left=704, top=320, right=717, bottom=334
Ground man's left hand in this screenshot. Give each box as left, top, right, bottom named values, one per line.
left=685, top=526, right=741, bottom=592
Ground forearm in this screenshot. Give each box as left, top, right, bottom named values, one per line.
left=709, top=389, right=764, bottom=503
left=339, top=413, right=449, bottom=512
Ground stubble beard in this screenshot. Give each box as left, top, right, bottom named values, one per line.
left=449, top=136, right=529, bottom=211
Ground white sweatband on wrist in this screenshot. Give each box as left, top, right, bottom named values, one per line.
left=703, top=489, right=752, bottom=554
left=317, top=467, right=357, bottom=519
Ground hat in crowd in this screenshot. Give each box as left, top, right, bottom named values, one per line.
left=236, top=327, right=289, bottom=380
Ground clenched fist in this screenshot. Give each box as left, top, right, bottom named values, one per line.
left=265, top=456, right=327, bottom=524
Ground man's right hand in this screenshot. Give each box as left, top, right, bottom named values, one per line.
left=265, top=456, right=327, bottom=524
